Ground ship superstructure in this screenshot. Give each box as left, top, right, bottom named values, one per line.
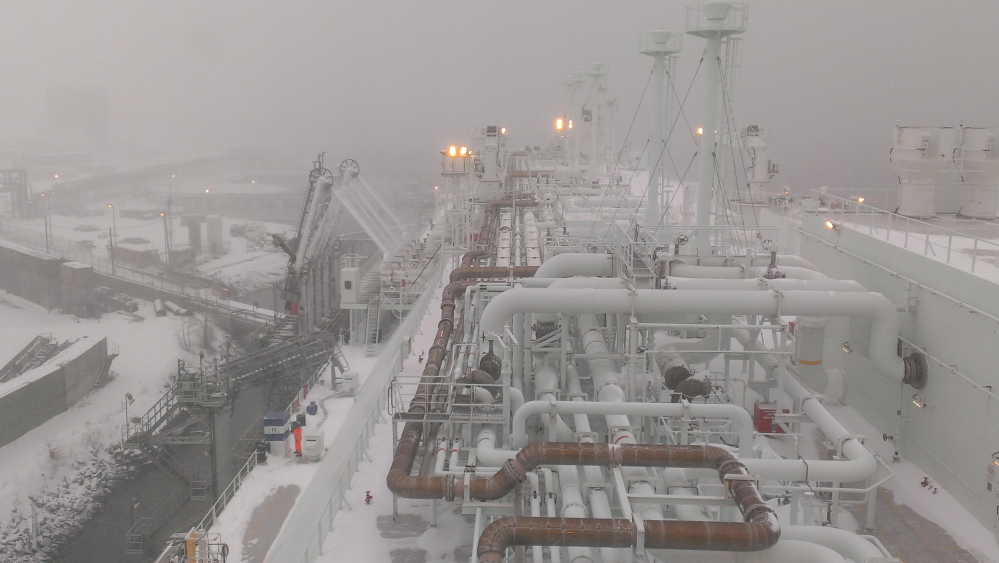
left=203, top=3, right=999, bottom=563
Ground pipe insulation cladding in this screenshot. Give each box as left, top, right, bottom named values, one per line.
left=478, top=287, right=924, bottom=387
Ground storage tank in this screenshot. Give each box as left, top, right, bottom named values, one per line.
left=890, top=125, right=956, bottom=218
left=206, top=215, right=224, bottom=254
left=956, top=126, right=999, bottom=219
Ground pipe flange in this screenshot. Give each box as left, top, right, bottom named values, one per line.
left=443, top=474, right=455, bottom=502
left=501, top=459, right=527, bottom=484
left=902, top=352, right=928, bottom=389
left=742, top=502, right=777, bottom=522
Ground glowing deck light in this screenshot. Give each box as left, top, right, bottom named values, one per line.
left=555, top=118, right=564, bottom=132
left=696, top=127, right=704, bottom=136
left=568, top=120, right=573, bottom=129
left=856, top=196, right=865, bottom=203
left=449, top=146, right=457, bottom=156
left=459, top=146, right=468, bottom=156
left=500, top=127, right=507, bottom=135
left=824, top=219, right=840, bottom=230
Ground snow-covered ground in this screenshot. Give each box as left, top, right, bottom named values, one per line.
left=0, top=289, right=206, bottom=560
left=2, top=204, right=293, bottom=298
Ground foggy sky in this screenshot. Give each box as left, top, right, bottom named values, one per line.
left=3, top=1, right=999, bottom=195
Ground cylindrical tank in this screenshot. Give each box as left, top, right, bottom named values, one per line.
left=957, top=127, right=999, bottom=219
left=794, top=316, right=827, bottom=390
left=891, top=125, right=957, bottom=218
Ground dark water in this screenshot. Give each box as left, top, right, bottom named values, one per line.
left=54, top=386, right=268, bottom=562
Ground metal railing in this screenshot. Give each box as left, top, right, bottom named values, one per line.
left=122, top=385, right=180, bottom=444
left=195, top=441, right=260, bottom=533
left=0, top=222, right=278, bottom=324
left=813, top=193, right=999, bottom=275
left=263, top=259, right=442, bottom=563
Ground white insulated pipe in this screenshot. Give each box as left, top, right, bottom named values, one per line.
left=510, top=400, right=754, bottom=453
left=557, top=465, right=594, bottom=563
left=669, top=263, right=746, bottom=278
left=539, top=468, right=561, bottom=563
left=448, top=438, right=461, bottom=471
left=664, top=277, right=865, bottom=292
left=479, top=288, right=905, bottom=382
left=734, top=328, right=879, bottom=483
left=533, top=253, right=613, bottom=278
left=782, top=525, right=885, bottom=562
left=578, top=314, right=635, bottom=445
left=776, top=254, right=819, bottom=270
left=526, top=472, right=544, bottom=563
left=753, top=265, right=828, bottom=280
left=533, top=278, right=627, bottom=322
left=647, top=539, right=847, bottom=563
left=433, top=438, right=448, bottom=475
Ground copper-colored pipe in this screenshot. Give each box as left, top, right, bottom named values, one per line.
left=392, top=442, right=775, bottom=510
left=461, top=249, right=487, bottom=267
left=476, top=517, right=780, bottom=563
left=391, top=442, right=779, bottom=557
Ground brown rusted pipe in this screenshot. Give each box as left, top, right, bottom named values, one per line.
left=392, top=442, right=779, bottom=556
left=449, top=265, right=539, bottom=282
left=478, top=518, right=634, bottom=563
left=461, top=249, right=487, bottom=267
left=475, top=446, right=778, bottom=560
left=477, top=517, right=780, bottom=563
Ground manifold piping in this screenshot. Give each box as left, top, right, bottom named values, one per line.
left=386, top=275, right=475, bottom=498
left=449, top=265, right=539, bottom=282
left=478, top=287, right=919, bottom=385
left=532, top=252, right=614, bottom=278
left=474, top=445, right=779, bottom=562
left=510, top=400, right=754, bottom=454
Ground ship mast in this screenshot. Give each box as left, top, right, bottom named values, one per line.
left=687, top=2, right=747, bottom=253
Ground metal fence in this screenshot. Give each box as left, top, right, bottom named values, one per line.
left=262, top=259, right=442, bottom=563
left=813, top=193, right=999, bottom=275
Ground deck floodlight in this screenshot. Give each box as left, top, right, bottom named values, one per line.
left=568, top=120, right=573, bottom=129
left=500, top=127, right=507, bottom=135
left=556, top=118, right=564, bottom=132
left=460, top=146, right=468, bottom=156
left=841, top=342, right=853, bottom=353
left=856, top=196, right=865, bottom=204
left=825, top=219, right=840, bottom=230
left=911, top=394, right=927, bottom=408
left=449, top=146, right=457, bottom=157
left=696, top=127, right=704, bottom=136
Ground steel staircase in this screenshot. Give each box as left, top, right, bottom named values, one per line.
left=364, top=298, right=380, bottom=356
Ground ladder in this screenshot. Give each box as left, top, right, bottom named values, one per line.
left=364, top=298, right=380, bottom=357
left=332, top=338, right=350, bottom=374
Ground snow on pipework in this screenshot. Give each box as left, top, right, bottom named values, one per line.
left=478, top=288, right=909, bottom=384
left=532, top=252, right=613, bottom=278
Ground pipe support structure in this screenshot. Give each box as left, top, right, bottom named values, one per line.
left=477, top=287, right=924, bottom=387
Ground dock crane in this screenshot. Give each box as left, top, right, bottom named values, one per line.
left=275, top=154, right=407, bottom=315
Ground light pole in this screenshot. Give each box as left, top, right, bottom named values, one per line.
left=40, top=193, right=50, bottom=254
left=161, top=212, right=170, bottom=268
left=124, top=392, right=134, bottom=440
left=108, top=204, right=117, bottom=275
